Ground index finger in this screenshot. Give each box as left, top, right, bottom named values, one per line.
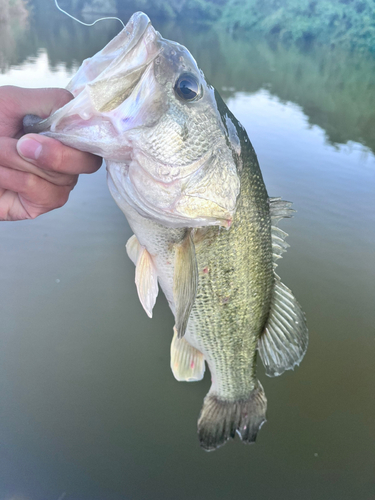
left=0, top=86, right=73, bottom=135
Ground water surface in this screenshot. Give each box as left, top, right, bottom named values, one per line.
left=0, top=5, right=374, bottom=500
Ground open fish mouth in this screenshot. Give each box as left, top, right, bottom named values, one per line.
left=23, top=12, right=162, bottom=147
left=23, top=11, right=241, bottom=229
left=66, top=12, right=153, bottom=98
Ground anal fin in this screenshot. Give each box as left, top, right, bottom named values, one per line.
left=258, top=278, right=308, bottom=377
left=173, top=230, right=198, bottom=338
left=170, top=327, right=205, bottom=382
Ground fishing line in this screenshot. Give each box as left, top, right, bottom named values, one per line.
left=54, top=0, right=125, bottom=29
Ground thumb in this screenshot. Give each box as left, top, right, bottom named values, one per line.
left=1, top=86, right=74, bottom=124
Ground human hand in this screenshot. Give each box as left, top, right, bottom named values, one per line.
left=0, top=86, right=102, bottom=221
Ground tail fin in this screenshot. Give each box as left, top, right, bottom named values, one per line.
left=197, top=383, right=267, bottom=451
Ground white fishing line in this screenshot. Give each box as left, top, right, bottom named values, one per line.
left=54, top=0, right=125, bottom=29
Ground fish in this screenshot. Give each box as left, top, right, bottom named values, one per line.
left=24, top=12, right=308, bottom=451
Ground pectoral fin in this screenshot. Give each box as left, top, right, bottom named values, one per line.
left=134, top=245, right=159, bottom=318
left=171, top=327, right=205, bottom=382
left=173, top=230, right=198, bottom=338
left=258, top=278, right=308, bottom=377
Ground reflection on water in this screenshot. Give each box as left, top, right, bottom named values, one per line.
left=0, top=4, right=374, bottom=500
left=2, top=4, right=375, bottom=153
left=0, top=49, right=77, bottom=88
left=0, top=2, right=28, bottom=72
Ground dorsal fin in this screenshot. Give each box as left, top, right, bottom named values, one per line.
left=258, top=278, right=308, bottom=377
left=259, top=198, right=308, bottom=376
left=269, top=198, right=294, bottom=268
left=271, top=226, right=290, bottom=268
left=269, top=197, right=295, bottom=225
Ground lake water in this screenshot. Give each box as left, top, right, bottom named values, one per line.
left=0, top=3, right=374, bottom=500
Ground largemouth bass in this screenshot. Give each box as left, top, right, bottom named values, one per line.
left=24, top=12, right=308, bottom=450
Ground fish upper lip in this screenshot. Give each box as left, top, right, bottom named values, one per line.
left=26, top=19, right=162, bottom=137
left=64, top=12, right=153, bottom=97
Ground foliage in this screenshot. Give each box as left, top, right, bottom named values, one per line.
left=219, top=0, right=375, bottom=51
left=3, top=1, right=375, bottom=153
left=113, top=0, right=375, bottom=52
left=23, top=1, right=375, bottom=51
left=0, top=0, right=28, bottom=23
left=121, top=0, right=223, bottom=22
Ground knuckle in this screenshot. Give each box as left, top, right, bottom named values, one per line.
left=54, top=188, right=70, bottom=209
left=53, top=89, right=73, bottom=110
left=26, top=210, right=39, bottom=220
left=46, top=141, right=67, bottom=173
left=23, top=172, right=39, bottom=192
left=69, top=174, right=79, bottom=188
left=50, top=173, right=78, bottom=188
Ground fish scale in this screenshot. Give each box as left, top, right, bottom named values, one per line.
left=141, top=102, right=221, bottom=165
left=186, top=137, right=274, bottom=401
left=23, top=11, right=308, bottom=451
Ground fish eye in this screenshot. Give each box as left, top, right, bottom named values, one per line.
left=174, top=73, right=200, bottom=101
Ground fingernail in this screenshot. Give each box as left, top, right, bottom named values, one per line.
left=17, top=137, right=43, bottom=160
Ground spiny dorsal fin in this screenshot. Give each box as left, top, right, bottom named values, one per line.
left=135, top=246, right=159, bottom=319
left=272, top=226, right=290, bottom=268
left=269, top=197, right=294, bottom=268
left=269, top=197, right=295, bottom=225
left=258, top=278, right=308, bottom=377
left=173, top=230, right=198, bottom=339
left=170, top=327, right=205, bottom=382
